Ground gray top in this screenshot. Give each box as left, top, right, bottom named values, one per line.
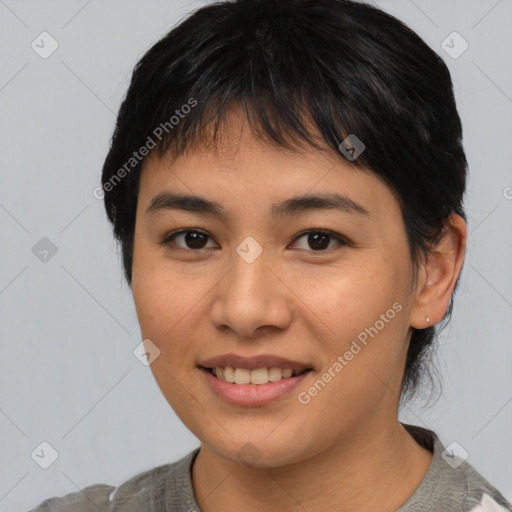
left=28, top=424, right=511, bottom=511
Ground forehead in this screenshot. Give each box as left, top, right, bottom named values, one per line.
left=137, top=109, right=398, bottom=221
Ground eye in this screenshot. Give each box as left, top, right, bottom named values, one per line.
left=161, top=228, right=348, bottom=252
left=161, top=229, right=217, bottom=250
left=291, top=229, right=348, bottom=252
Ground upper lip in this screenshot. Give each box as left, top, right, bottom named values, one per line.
left=199, top=353, right=313, bottom=372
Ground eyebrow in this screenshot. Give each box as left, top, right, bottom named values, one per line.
left=146, top=191, right=370, bottom=218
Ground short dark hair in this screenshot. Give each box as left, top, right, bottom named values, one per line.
left=101, top=0, right=467, bottom=402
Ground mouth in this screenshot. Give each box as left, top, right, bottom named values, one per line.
left=199, top=366, right=313, bottom=385
left=198, top=363, right=314, bottom=407
left=197, top=353, right=314, bottom=405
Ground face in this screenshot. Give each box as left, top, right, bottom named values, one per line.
left=131, top=109, right=419, bottom=468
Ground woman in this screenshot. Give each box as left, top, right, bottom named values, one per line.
left=29, top=0, right=511, bottom=510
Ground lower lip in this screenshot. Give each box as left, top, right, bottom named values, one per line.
left=199, top=368, right=312, bottom=407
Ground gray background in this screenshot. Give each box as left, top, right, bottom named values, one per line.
left=1, top=0, right=511, bottom=510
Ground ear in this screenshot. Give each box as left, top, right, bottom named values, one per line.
left=410, top=213, right=467, bottom=329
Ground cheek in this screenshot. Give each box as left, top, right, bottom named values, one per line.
left=309, top=257, right=408, bottom=343
left=132, top=235, right=175, bottom=320
left=132, top=241, right=179, bottom=349
left=131, top=242, right=210, bottom=367
left=131, top=248, right=202, bottom=417
left=300, top=255, right=411, bottom=397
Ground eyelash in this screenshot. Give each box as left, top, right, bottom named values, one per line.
left=160, top=228, right=349, bottom=253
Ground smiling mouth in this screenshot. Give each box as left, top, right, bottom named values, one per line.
left=200, top=366, right=312, bottom=385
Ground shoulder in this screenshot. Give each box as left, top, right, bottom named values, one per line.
left=443, top=456, right=512, bottom=511
left=27, top=449, right=200, bottom=512
left=400, top=424, right=512, bottom=512
left=27, top=483, right=116, bottom=512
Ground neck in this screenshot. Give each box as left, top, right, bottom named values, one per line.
left=191, top=421, right=433, bottom=512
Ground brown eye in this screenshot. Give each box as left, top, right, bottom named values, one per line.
left=162, top=230, right=216, bottom=250
left=292, top=230, right=347, bottom=251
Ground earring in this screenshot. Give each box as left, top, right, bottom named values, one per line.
left=426, top=316, right=430, bottom=324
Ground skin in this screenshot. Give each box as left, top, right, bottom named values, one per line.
left=131, top=107, right=467, bottom=512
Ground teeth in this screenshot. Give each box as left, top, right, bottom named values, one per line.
left=234, top=368, right=251, bottom=384
left=250, top=367, right=269, bottom=384
left=223, top=367, right=235, bottom=383
left=268, top=367, right=283, bottom=382
left=212, top=366, right=299, bottom=385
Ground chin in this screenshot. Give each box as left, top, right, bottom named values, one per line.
left=200, top=430, right=313, bottom=469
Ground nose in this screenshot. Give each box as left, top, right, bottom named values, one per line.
left=209, top=244, right=293, bottom=339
